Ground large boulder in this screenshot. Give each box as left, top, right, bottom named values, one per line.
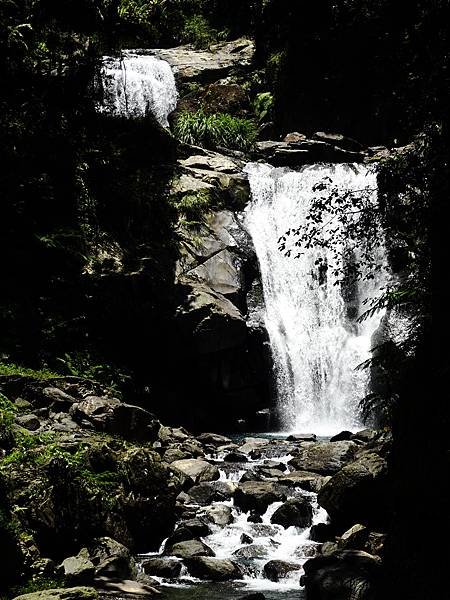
left=234, top=481, right=287, bottom=514
left=141, top=557, right=182, bottom=578
left=153, top=38, right=254, bottom=84
left=165, top=539, right=215, bottom=560
left=318, top=452, right=391, bottom=528
left=263, top=560, right=301, bottom=582
left=301, top=550, right=382, bottom=600
left=185, top=556, right=243, bottom=581
left=289, top=441, right=358, bottom=475
left=203, top=504, right=234, bottom=526
left=88, top=537, right=136, bottom=579
left=70, top=397, right=159, bottom=442
left=270, top=498, right=313, bottom=529
left=171, top=458, right=220, bottom=484
left=278, top=470, right=327, bottom=492
left=58, top=549, right=95, bottom=584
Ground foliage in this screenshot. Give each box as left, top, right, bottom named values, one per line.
left=253, top=91, right=274, bottom=122
left=0, top=362, right=58, bottom=380
left=55, top=351, right=130, bottom=391
left=172, top=190, right=215, bottom=226
left=9, top=577, right=65, bottom=598
left=182, top=14, right=227, bottom=49
left=174, top=110, right=257, bottom=151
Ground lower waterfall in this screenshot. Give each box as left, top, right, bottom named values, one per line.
left=98, top=52, right=178, bottom=127
left=244, top=162, right=386, bottom=436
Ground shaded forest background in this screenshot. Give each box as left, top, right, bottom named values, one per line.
left=0, top=1, right=447, bottom=599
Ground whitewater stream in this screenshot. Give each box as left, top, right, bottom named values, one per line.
left=244, top=162, right=386, bottom=436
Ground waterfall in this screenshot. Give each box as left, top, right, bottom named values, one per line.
left=98, top=52, right=178, bottom=127
left=244, top=162, right=386, bottom=436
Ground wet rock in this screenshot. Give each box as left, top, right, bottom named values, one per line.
left=312, top=131, right=365, bottom=152
left=197, top=432, right=232, bottom=446
left=165, top=519, right=212, bottom=546
left=185, top=481, right=232, bottom=505
left=247, top=510, right=263, bottom=523
left=330, top=430, right=353, bottom=442
left=240, top=533, right=253, bottom=544
left=171, top=458, right=220, bottom=484
left=238, top=437, right=270, bottom=455
left=289, top=441, right=358, bottom=475
left=321, top=541, right=339, bottom=555
left=233, top=544, right=268, bottom=559
left=15, top=414, right=40, bottom=431
left=263, top=559, right=301, bottom=582
left=185, top=556, right=243, bottom=581
left=286, top=433, right=316, bottom=442
left=237, top=594, right=266, bottom=600
left=270, top=498, right=313, bottom=528
left=203, top=504, right=234, bottom=526
left=158, top=426, right=189, bottom=444
left=318, top=452, right=390, bottom=528
left=58, top=549, right=95, bottom=583
left=283, top=132, right=307, bottom=143
left=301, top=550, right=381, bottom=599
left=165, top=539, right=215, bottom=559
left=12, top=588, right=98, bottom=600
left=141, top=557, right=182, bottom=578
left=338, top=524, right=369, bottom=550
left=224, top=451, right=248, bottom=463
left=234, top=481, right=288, bottom=514
left=41, top=387, right=78, bottom=411
left=278, top=470, right=326, bottom=492
left=351, top=429, right=377, bottom=444
left=88, top=537, right=135, bottom=579
left=163, top=447, right=192, bottom=463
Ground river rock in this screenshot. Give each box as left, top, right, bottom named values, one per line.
left=278, top=470, right=326, bottom=492
left=318, top=452, right=390, bottom=528
left=224, top=451, right=248, bottom=463
left=70, top=397, right=159, bottom=442
left=153, top=38, right=254, bottom=84
left=15, top=414, right=41, bottom=431
left=88, top=537, right=135, bottom=579
left=163, top=447, right=192, bottom=463
left=240, top=533, right=254, bottom=544
left=158, top=426, right=189, bottom=444
left=203, top=504, right=234, bottom=526
left=171, top=458, right=220, bottom=484
left=234, top=481, right=288, bottom=514
left=185, top=481, right=231, bottom=505
left=301, top=550, right=381, bottom=599
left=233, top=544, right=268, bottom=559
left=237, top=594, right=266, bottom=600
left=58, top=549, right=95, bottom=584
left=12, top=588, right=98, bottom=600
left=270, top=498, right=313, bottom=528
left=142, top=557, right=182, bottom=578
left=165, top=519, right=211, bottom=546
left=289, top=441, right=358, bottom=475
left=338, top=524, right=369, bottom=550
left=165, top=539, right=214, bottom=559
left=185, top=556, right=243, bottom=581
left=330, top=430, right=353, bottom=442
left=309, top=523, right=336, bottom=543
left=197, top=432, right=232, bottom=446
left=238, top=437, right=270, bottom=455
left=263, top=560, right=301, bottom=582
left=312, top=131, right=365, bottom=152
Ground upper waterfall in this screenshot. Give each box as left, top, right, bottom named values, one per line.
left=97, top=52, right=178, bottom=127
left=244, top=162, right=386, bottom=436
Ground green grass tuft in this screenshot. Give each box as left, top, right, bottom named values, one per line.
left=0, top=362, right=59, bottom=380
left=174, top=110, right=257, bottom=152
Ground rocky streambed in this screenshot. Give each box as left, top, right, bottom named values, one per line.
left=0, top=376, right=390, bottom=600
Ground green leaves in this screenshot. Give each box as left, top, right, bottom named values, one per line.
left=174, top=110, right=257, bottom=152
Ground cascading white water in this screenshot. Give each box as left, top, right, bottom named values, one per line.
left=98, top=52, right=178, bottom=127
left=244, top=162, right=386, bottom=436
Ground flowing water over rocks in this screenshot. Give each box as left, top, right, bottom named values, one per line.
left=137, top=435, right=330, bottom=599
left=98, top=52, right=178, bottom=126
left=244, top=163, right=387, bottom=436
